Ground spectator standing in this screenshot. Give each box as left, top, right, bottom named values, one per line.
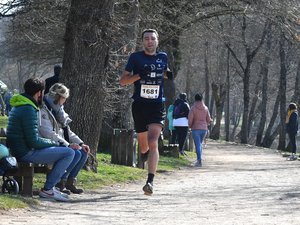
left=285, top=102, right=298, bottom=161
left=45, top=64, right=61, bottom=94
left=4, top=90, right=13, bottom=115
left=188, top=93, right=212, bottom=167
left=167, top=104, right=176, bottom=144
left=173, top=93, right=190, bottom=155
left=119, top=29, right=173, bottom=195
left=6, top=78, right=74, bottom=201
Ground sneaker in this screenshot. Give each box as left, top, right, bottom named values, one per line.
left=194, top=160, right=202, bottom=167
left=141, top=151, right=149, bottom=163
left=287, top=155, right=297, bottom=161
left=39, top=187, right=70, bottom=202
left=54, top=187, right=70, bottom=197
left=179, top=150, right=187, bottom=156
left=143, top=182, right=153, bottom=195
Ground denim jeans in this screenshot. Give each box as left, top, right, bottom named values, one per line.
left=192, top=129, right=207, bottom=161
left=62, top=149, right=88, bottom=180
left=20, top=146, right=75, bottom=190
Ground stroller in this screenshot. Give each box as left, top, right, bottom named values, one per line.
left=0, top=144, right=19, bottom=194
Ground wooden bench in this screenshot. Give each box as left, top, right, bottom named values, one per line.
left=1, top=128, right=50, bottom=196
left=159, top=144, right=179, bottom=158
left=5, top=162, right=51, bottom=196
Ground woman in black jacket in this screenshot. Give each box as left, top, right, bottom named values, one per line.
left=285, top=103, right=298, bottom=161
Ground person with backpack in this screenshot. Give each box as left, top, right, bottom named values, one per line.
left=173, top=93, right=190, bottom=155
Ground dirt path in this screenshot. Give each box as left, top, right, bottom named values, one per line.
left=1, top=141, right=300, bottom=225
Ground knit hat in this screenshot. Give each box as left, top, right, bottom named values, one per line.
left=49, top=83, right=69, bottom=99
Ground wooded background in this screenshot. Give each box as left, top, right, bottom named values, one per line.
left=0, top=0, right=299, bottom=170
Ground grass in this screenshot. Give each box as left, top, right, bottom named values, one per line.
left=0, top=115, right=195, bottom=209
left=1, top=148, right=195, bottom=210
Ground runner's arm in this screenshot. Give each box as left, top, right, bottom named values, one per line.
left=119, top=70, right=141, bottom=86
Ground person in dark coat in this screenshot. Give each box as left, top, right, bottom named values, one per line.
left=172, top=93, right=190, bottom=155
left=285, top=102, right=299, bottom=161
left=44, top=65, right=61, bottom=94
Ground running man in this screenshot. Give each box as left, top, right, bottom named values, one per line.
left=120, top=29, right=172, bottom=195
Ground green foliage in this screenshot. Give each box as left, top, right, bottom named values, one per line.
left=0, top=195, right=34, bottom=210
left=0, top=116, right=8, bottom=128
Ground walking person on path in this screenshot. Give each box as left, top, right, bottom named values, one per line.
left=285, top=102, right=298, bottom=161
left=119, top=28, right=173, bottom=195
left=188, top=93, right=212, bottom=167
left=172, top=93, right=190, bottom=155
left=6, top=77, right=74, bottom=202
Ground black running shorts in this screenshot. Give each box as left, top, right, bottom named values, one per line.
left=132, top=101, right=165, bottom=133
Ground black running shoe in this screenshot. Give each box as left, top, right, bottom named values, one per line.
left=143, top=182, right=153, bottom=195
left=179, top=150, right=187, bottom=156
left=141, top=151, right=149, bottom=163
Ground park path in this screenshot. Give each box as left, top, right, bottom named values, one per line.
left=1, top=141, right=300, bottom=225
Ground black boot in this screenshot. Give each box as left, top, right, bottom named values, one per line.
left=55, top=179, right=71, bottom=195
left=65, top=177, right=84, bottom=194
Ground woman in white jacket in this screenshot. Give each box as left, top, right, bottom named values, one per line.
left=39, top=83, right=90, bottom=194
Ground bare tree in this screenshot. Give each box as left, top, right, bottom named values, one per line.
left=61, top=0, right=115, bottom=171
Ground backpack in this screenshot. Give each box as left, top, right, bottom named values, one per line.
left=173, top=102, right=184, bottom=119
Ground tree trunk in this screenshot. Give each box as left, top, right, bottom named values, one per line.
left=262, top=93, right=280, bottom=148
left=256, top=31, right=272, bottom=146
left=210, top=83, right=226, bottom=140
left=291, top=58, right=300, bottom=105
left=61, top=0, right=115, bottom=172
left=277, top=31, right=287, bottom=150
left=225, top=47, right=230, bottom=141
left=99, top=1, right=140, bottom=151
left=204, top=41, right=210, bottom=107
left=230, top=103, right=242, bottom=142
left=226, top=18, right=269, bottom=144
left=247, top=71, right=262, bottom=137
left=240, top=58, right=252, bottom=144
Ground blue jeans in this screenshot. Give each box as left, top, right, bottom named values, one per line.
left=20, top=146, right=75, bottom=190
left=62, top=149, right=88, bottom=180
left=192, top=130, right=207, bottom=161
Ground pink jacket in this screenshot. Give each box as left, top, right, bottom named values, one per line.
left=188, top=101, right=212, bottom=130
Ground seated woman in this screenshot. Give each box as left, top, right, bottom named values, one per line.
left=39, top=83, right=90, bottom=194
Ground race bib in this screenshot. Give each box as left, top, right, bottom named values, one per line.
left=140, top=85, right=160, bottom=99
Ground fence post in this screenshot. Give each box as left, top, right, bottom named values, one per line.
left=188, top=130, right=194, bottom=152
left=111, top=129, right=135, bottom=166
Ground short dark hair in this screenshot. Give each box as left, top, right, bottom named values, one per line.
left=195, top=93, right=203, bottom=101
left=24, top=78, right=45, bottom=96
left=179, top=93, right=187, bottom=101
left=141, top=29, right=159, bottom=40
